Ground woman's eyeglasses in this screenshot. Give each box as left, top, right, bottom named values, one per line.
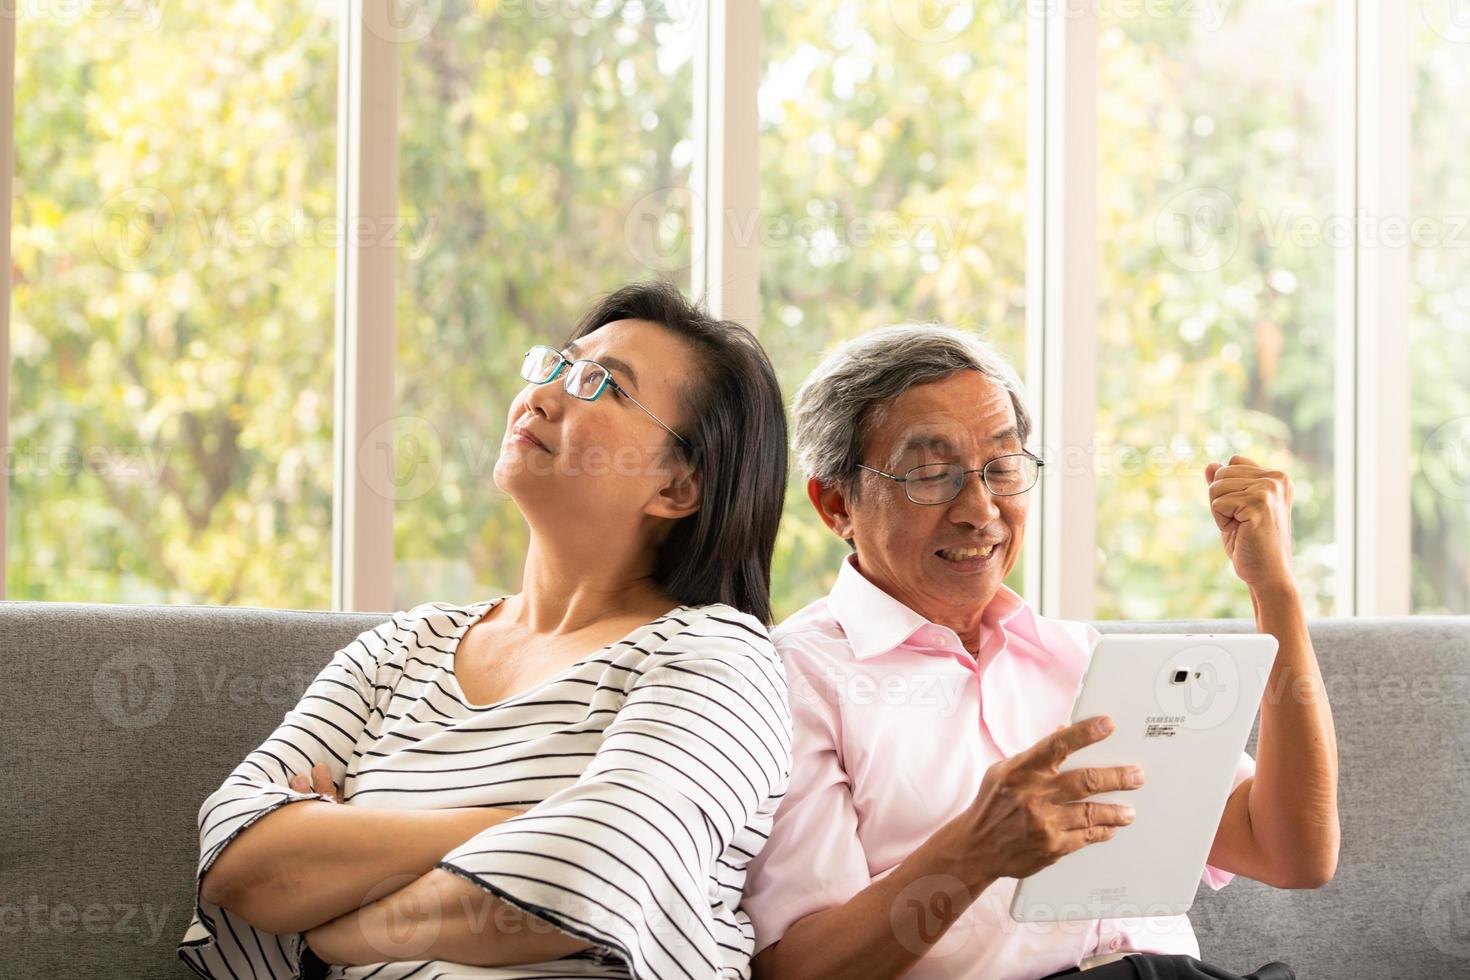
left=519, top=345, right=690, bottom=447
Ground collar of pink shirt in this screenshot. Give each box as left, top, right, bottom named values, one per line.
left=827, top=552, right=1035, bottom=661
left=814, top=554, right=1096, bottom=760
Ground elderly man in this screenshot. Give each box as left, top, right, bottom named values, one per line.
left=742, top=326, right=1338, bottom=980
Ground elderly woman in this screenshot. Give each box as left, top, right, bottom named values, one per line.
left=179, top=282, right=793, bottom=980
left=742, top=325, right=1338, bottom=980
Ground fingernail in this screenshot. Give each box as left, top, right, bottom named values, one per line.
left=1129, top=768, right=1146, bottom=786
left=1121, top=806, right=1136, bottom=821
left=1097, top=718, right=1115, bottom=734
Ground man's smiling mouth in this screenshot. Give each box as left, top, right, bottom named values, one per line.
left=937, top=544, right=998, bottom=561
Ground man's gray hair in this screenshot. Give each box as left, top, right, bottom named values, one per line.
left=791, top=323, right=1034, bottom=489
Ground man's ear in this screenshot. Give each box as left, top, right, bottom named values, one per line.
left=808, top=476, right=856, bottom=542
left=646, top=460, right=702, bottom=521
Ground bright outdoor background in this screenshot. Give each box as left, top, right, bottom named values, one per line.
left=8, top=0, right=1469, bottom=619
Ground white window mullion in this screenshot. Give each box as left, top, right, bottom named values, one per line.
left=332, top=1, right=399, bottom=612
left=1028, top=0, right=1099, bottom=621
left=1332, top=0, right=1358, bottom=614
left=1023, top=0, right=1046, bottom=610
left=692, top=0, right=760, bottom=328
left=0, top=12, right=13, bottom=601
left=1341, top=0, right=1411, bottom=616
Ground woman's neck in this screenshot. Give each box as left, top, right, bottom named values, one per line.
left=507, top=534, right=672, bottom=635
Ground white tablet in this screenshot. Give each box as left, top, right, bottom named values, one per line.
left=1008, top=632, right=1278, bottom=922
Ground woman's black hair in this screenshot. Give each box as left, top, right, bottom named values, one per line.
left=567, top=281, right=787, bottom=625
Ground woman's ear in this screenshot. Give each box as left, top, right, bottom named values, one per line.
left=645, top=459, right=702, bottom=521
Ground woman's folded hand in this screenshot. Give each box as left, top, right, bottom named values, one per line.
left=289, top=763, right=344, bottom=804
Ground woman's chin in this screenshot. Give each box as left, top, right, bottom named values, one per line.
left=492, top=461, right=582, bottom=512
left=494, top=447, right=554, bottom=486
left=491, top=457, right=536, bottom=498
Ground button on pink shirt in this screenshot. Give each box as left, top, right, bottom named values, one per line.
left=743, top=557, right=1253, bottom=980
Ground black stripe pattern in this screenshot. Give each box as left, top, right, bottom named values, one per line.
left=178, top=601, right=793, bottom=980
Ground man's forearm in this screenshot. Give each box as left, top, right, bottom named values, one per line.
left=203, top=803, right=518, bottom=934
left=305, top=868, right=591, bottom=967
left=1248, top=580, right=1340, bottom=884
left=754, top=816, right=994, bottom=980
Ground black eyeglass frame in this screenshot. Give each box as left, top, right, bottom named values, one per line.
left=857, top=451, right=1045, bottom=504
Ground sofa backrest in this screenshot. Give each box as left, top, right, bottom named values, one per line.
left=2, top=601, right=390, bottom=978
left=2, top=601, right=1467, bottom=978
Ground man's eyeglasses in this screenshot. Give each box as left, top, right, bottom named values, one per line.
left=519, top=345, right=690, bottom=447
left=857, top=452, right=1044, bottom=504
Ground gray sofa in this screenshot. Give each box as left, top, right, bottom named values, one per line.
left=3, top=601, right=1468, bottom=978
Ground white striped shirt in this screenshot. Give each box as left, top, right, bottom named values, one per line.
left=178, top=599, right=792, bottom=980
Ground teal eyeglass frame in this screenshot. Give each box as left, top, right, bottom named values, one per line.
left=520, top=345, right=691, bottom=447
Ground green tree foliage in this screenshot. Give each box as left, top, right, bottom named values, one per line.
left=9, top=0, right=1466, bottom=617
left=12, top=3, right=338, bottom=605
left=1408, top=12, right=1470, bottom=614
left=1093, top=0, right=1339, bottom=618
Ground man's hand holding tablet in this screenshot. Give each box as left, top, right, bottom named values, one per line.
left=957, top=714, right=1143, bottom=882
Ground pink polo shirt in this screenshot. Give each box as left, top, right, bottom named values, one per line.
left=742, top=556, right=1253, bottom=980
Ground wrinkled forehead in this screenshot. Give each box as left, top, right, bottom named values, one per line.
left=873, top=423, right=1024, bottom=471
left=863, top=375, right=1021, bottom=465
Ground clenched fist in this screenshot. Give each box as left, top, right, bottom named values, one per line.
left=1204, top=454, right=1296, bottom=590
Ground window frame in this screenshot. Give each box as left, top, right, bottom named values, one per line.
left=0, top=0, right=1416, bottom=616
left=333, top=0, right=399, bottom=612
left=0, top=8, right=12, bottom=601
left=1337, top=0, right=1411, bottom=615
left=1027, top=0, right=1100, bottom=620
